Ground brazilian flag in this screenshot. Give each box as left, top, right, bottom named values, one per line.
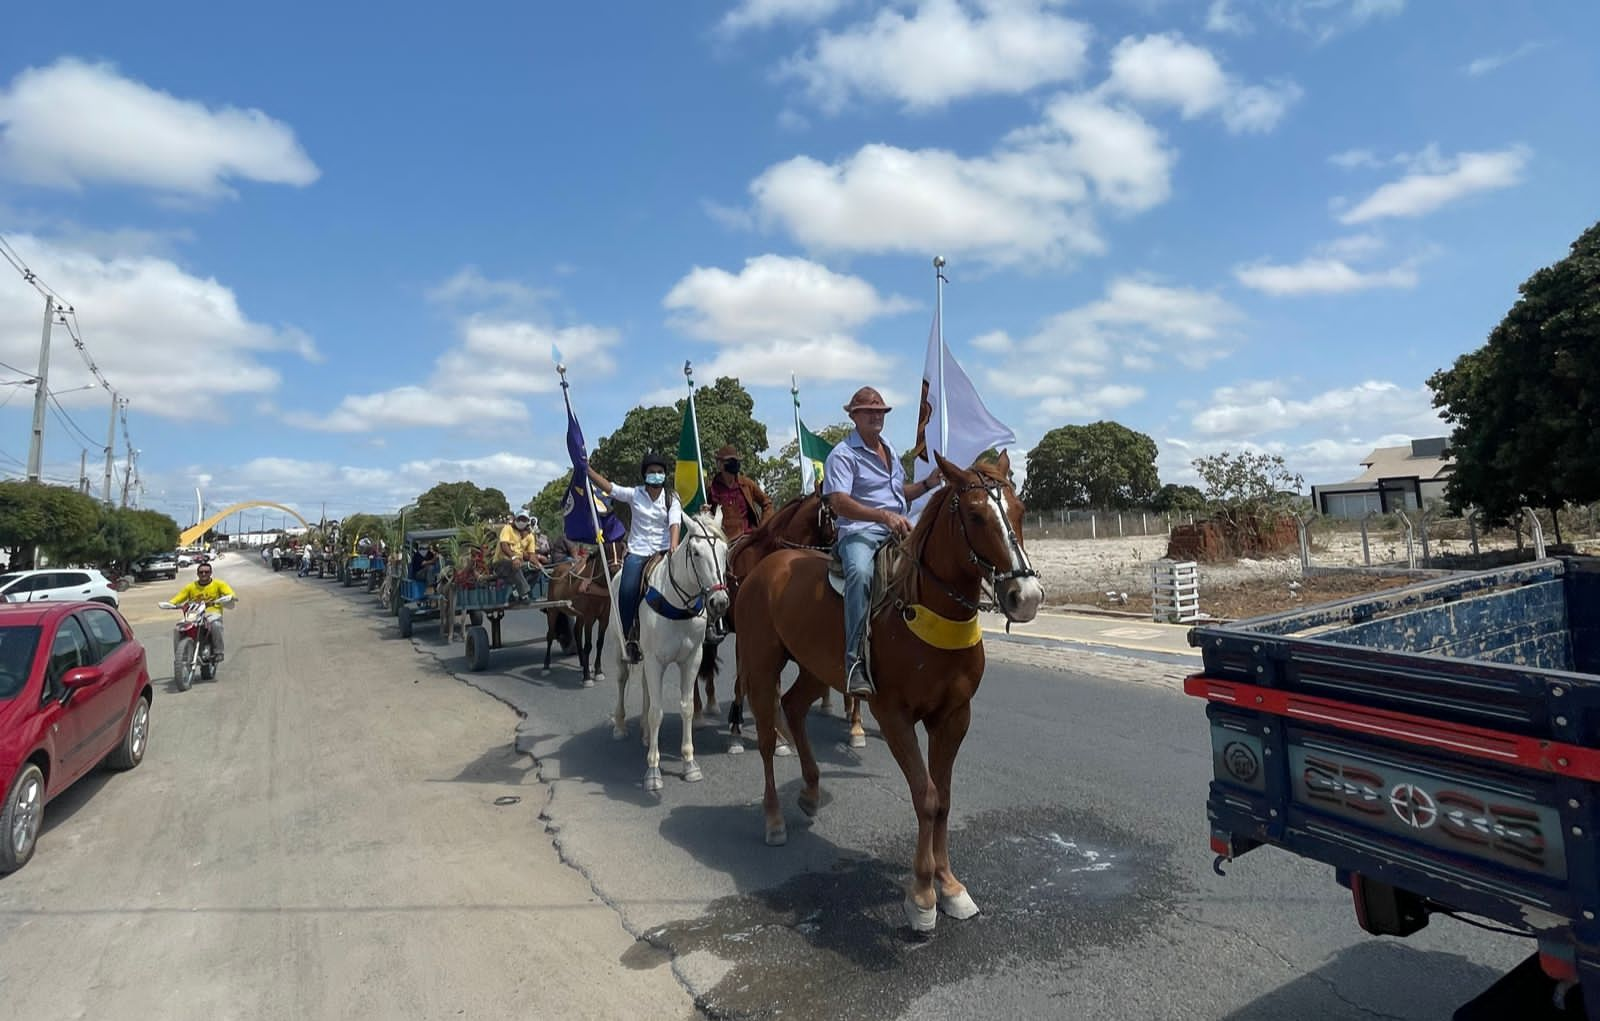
left=675, top=396, right=706, bottom=514
left=798, top=418, right=834, bottom=493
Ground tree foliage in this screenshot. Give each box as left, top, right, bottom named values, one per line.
left=411, top=480, right=511, bottom=529
left=0, top=483, right=177, bottom=570
left=589, top=376, right=769, bottom=487
left=753, top=421, right=852, bottom=506
left=1019, top=422, right=1159, bottom=510
left=1150, top=483, right=1208, bottom=514
left=526, top=475, right=571, bottom=536
left=1428, top=219, right=1600, bottom=536
left=1192, top=451, right=1303, bottom=514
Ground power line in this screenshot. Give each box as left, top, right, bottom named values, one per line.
left=46, top=391, right=99, bottom=449
left=0, top=231, right=119, bottom=394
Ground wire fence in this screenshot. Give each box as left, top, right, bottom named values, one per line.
left=1020, top=509, right=1197, bottom=542
left=1296, top=504, right=1600, bottom=573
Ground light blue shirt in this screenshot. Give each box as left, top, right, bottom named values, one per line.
left=823, top=429, right=907, bottom=540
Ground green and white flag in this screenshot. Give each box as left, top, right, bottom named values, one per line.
left=675, top=391, right=707, bottom=514
left=798, top=418, right=834, bottom=493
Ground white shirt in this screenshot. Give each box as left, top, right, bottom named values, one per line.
left=610, top=485, right=682, bottom=556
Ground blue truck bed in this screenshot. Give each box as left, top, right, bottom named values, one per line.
left=1187, top=557, right=1600, bottom=1017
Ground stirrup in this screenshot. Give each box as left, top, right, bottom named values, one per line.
left=846, top=660, right=875, bottom=697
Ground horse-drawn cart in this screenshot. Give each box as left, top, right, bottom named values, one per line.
left=451, top=583, right=572, bottom=672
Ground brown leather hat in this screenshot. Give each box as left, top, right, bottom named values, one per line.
left=714, top=444, right=739, bottom=462
left=843, top=386, right=891, bottom=413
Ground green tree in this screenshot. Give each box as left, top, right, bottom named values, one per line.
left=0, top=482, right=101, bottom=569
left=1428, top=219, right=1600, bottom=540
left=411, top=481, right=511, bottom=529
left=527, top=475, right=570, bottom=534
left=1192, top=451, right=1303, bottom=513
left=1150, top=483, right=1208, bottom=514
left=1020, top=422, right=1160, bottom=510
left=591, top=376, right=769, bottom=487
left=755, top=422, right=852, bottom=506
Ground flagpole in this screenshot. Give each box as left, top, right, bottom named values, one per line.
left=684, top=360, right=706, bottom=510
left=934, top=255, right=949, bottom=456
left=791, top=374, right=809, bottom=492
left=554, top=349, right=624, bottom=633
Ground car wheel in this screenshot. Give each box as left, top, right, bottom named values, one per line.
left=0, top=762, right=45, bottom=873
left=104, top=694, right=150, bottom=771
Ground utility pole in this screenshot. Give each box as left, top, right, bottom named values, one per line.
left=103, top=392, right=118, bottom=503
left=120, top=450, right=137, bottom=508
left=78, top=449, right=88, bottom=494
left=25, top=295, right=54, bottom=482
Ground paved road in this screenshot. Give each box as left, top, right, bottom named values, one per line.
left=361, top=575, right=1530, bottom=1020
left=0, top=556, right=695, bottom=1020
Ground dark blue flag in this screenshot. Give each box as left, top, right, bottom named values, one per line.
left=561, top=401, right=625, bottom=544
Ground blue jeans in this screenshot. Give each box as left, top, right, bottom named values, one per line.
left=619, top=553, right=648, bottom=639
left=839, top=531, right=889, bottom=673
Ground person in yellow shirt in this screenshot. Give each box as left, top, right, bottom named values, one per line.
left=494, top=512, right=545, bottom=602
left=160, top=561, right=237, bottom=673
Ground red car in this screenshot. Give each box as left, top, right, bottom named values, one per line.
left=0, top=601, right=152, bottom=873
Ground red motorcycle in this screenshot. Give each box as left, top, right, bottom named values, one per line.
left=159, top=598, right=232, bottom=690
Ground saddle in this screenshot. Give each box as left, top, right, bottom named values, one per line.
left=828, top=541, right=982, bottom=653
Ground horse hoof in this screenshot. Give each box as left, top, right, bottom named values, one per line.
left=611, top=725, right=628, bottom=741
left=775, top=743, right=793, bottom=758
left=849, top=733, right=867, bottom=749
left=582, top=678, right=595, bottom=688
left=798, top=793, right=820, bottom=818
left=644, top=767, right=663, bottom=792
left=765, top=824, right=787, bottom=847
left=594, top=671, right=606, bottom=684
left=727, top=740, right=744, bottom=756
left=905, top=895, right=938, bottom=933
left=684, top=762, right=704, bottom=783
left=939, top=889, right=980, bottom=920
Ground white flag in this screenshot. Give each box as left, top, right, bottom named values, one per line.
left=910, top=306, right=1015, bottom=487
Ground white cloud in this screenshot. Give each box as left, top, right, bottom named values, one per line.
left=720, top=0, right=849, bottom=35
left=179, top=451, right=570, bottom=517
left=663, top=255, right=907, bottom=387
left=425, top=266, right=552, bottom=308
left=0, top=58, right=318, bottom=198
left=984, top=276, right=1242, bottom=421
left=785, top=0, right=1092, bottom=112
left=971, top=329, right=1013, bottom=353
left=1205, top=0, right=1250, bottom=34
left=664, top=254, right=911, bottom=342
left=1202, top=0, right=1405, bottom=41
left=746, top=91, right=1176, bottom=266
left=0, top=234, right=314, bottom=417
left=1104, top=33, right=1302, bottom=134
left=287, top=305, right=620, bottom=433
left=1464, top=41, right=1544, bottom=77
left=1191, top=379, right=1442, bottom=438
left=1234, top=256, right=1418, bottom=295
left=1329, top=147, right=1381, bottom=170
left=1339, top=145, right=1529, bottom=223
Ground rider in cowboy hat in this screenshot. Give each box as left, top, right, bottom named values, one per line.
left=707, top=443, right=773, bottom=542
left=823, top=386, right=942, bottom=697
left=586, top=451, right=682, bottom=664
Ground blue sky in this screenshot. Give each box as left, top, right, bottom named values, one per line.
left=1, top=0, right=1596, bottom=526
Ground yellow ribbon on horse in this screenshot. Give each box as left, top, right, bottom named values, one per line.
left=902, top=603, right=983, bottom=650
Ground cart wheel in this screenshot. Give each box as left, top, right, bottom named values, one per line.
left=468, top=610, right=484, bottom=626
left=342, top=570, right=352, bottom=587
left=465, top=625, right=491, bottom=672
left=398, top=606, right=414, bottom=638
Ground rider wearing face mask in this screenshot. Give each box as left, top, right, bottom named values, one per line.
left=586, top=452, right=681, bottom=663
left=707, top=444, right=773, bottom=543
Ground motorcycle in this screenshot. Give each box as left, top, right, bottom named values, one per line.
left=158, top=597, right=233, bottom=690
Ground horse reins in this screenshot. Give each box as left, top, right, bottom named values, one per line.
left=908, top=476, right=1038, bottom=623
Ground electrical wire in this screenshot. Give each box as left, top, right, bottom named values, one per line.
left=46, top=391, right=101, bottom=449
left=0, top=231, right=117, bottom=395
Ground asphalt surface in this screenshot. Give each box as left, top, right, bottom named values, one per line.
left=332, top=569, right=1533, bottom=1021
left=0, top=557, right=697, bottom=1020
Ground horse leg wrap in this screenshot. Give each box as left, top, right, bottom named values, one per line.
left=938, top=889, right=980, bottom=920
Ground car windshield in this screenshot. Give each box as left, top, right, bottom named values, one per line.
left=0, top=625, right=41, bottom=699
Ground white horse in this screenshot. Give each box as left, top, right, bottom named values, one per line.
left=609, top=509, right=731, bottom=792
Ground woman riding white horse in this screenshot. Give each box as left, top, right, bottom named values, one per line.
left=607, top=508, right=731, bottom=792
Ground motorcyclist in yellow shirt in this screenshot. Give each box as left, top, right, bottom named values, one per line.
left=159, top=561, right=237, bottom=674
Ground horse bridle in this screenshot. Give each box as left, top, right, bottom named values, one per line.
left=912, top=476, right=1038, bottom=622
left=662, top=518, right=729, bottom=614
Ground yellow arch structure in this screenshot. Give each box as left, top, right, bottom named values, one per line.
left=180, top=501, right=313, bottom=546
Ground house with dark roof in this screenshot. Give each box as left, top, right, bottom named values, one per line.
left=1310, top=437, right=1454, bottom=518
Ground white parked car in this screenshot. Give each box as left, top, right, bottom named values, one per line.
left=0, top=568, right=121, bottom=608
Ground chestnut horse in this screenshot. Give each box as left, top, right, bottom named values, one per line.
left=733, top=452, right=1043, bottom=932
left=541, top=549, right=613, bottom=686
left=691, top=489, right=863, bottom=752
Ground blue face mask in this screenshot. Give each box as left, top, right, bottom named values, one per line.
left=645, top=472, right=666, bottom=486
